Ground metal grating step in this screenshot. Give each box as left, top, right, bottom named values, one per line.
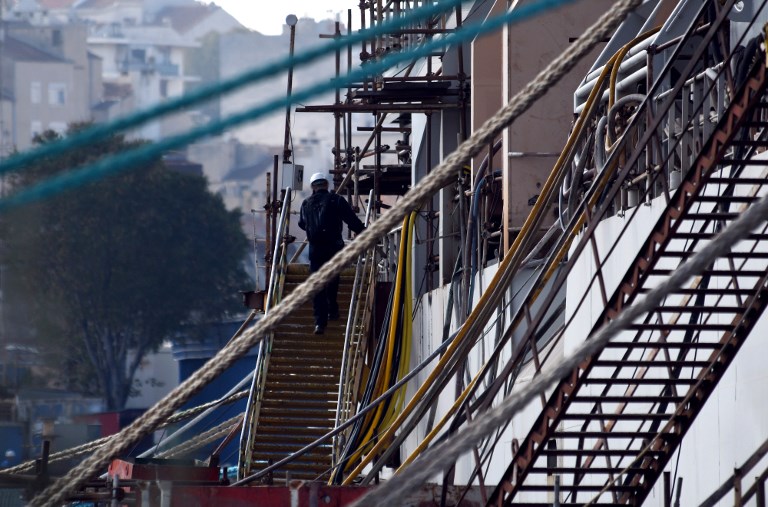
left=489, top=58, right=768, bottom=506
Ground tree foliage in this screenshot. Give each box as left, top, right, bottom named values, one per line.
left=1, top=126, right=248, bottom=409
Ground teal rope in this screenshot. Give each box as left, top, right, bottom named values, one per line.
left=0, top=0, right=581, bottom=212
left=0, top=0, right=464, bottom=177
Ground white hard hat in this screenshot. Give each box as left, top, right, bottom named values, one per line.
left=309, top=172, right=329, bottom=185
left=4, top=450, right=14, bottom=458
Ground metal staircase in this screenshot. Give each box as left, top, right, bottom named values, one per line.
left=488, top=37, right=768, bottom=507
left=242, top=264, right=357, bottom=482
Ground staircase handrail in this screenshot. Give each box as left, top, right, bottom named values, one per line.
left=237, top=187, right=293, bottom=479
left=358, top=0, right=757, bottom=486
left=481, top=2, right=768, bottom=502
left=333, top=190, right=376, bottom=466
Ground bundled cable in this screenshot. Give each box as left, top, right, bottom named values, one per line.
left=331, top=212, right=416, bottom=483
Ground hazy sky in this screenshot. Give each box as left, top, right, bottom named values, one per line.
left=214, top=1, right=354, bottom=35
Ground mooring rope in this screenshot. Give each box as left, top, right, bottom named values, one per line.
left=350, top=141, right=768, bottom=507
left=0, top=390, right=249, bottom=475
left=30, top=0, right=631, bottom=504
left=0, top=0, right=581, bottom=213
left=156, top=415, right=243, bottom=459
left=0, top=0, right=463, bottom=179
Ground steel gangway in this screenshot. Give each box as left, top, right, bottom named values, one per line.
left=486, top=3, right=768, bottom=505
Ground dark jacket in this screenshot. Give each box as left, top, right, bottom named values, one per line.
left=298, top=190, right=365, bottom=250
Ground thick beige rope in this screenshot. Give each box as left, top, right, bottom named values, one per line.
left=352, top=184, right=768, bottom=506
left=156, top=415, right=243, bottom=459
left=31, top=0, right=640, bottom=503
left=2, top=389, right=247, bottom=476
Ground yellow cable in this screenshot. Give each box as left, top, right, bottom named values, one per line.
left=342, top=50, right=623, bottom=486
left=344, top=213, right=411, bottom=467
left=391, top=28, right=661, bottom=472
left=381, top=212, right=416, bottom=429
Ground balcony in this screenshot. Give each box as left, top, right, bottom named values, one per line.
left=119, top=59, right=179, bottom=76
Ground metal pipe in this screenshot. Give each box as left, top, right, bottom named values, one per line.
left=289, top=241, right=307, bottom=264
left=359, top=0, right=367, bottom=72
left=338, top=115, right=387, bottom=194
left=577, top=23, right=711, bottom=99
left=269, top=156, right=279, bottom=286
left=655, top=62, right=724, bottom=101
left=238, top=188, right=293, bottom=475
left=111, top=475, right=119, bottom=507
left=333, top=190, right=374, bottom=467
left=579, top=38, right=653, bottom=87
left=139, top=372, right=253, bottom=458
left=426, top=112, right=434, bottom=291
left=347, top=9, right=354, bottom=201
left=282, top=18, right=297, bottom=163
left=333, top=21, right=342, bottom=185
left=575, top=67, right=647, bottom=113
left=265, top=171, right=272, bottom=288
left=374, top=113, right=382, bottom=216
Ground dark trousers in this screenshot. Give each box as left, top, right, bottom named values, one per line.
left=309, top=244, right=341, bottom=327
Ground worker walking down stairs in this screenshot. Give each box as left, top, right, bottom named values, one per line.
left=299, top=172, right=366, bottom=335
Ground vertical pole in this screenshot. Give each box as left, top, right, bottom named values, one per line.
left=457, top=137, right=468, bottom=318
left=267, top=156, right=279, bottom=288
left=426, top=112, right=434, bottom=292
left=283, top=16, right=298, bottom=165
left=673, top=477, right=683, bottom=507
left=359, top=1, right=367, bottom=65
left=264, top=171, right=272, bottom=288
left=354, top=147, right=361, bottom=214
left=369, top=1, right=376, bottom=58
left=334, top=21, right=342, bottom=188
left=757, top=477, right=766, bottom=507
left=347, top=9, right=355, bottom=206
left=376, top=0, right=383, bottom=58
left=663, top=471, right=671, bottom=507
left=375, top=113, right=382, bottom=217
left=455, top=5, right=467, bottom=143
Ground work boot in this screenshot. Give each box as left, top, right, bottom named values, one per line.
left=314, top=325, right=325, bottom=335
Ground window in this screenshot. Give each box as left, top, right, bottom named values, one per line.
left=48, top=83, right=66, bottom=106
left=30, top=121, right=42, bottom=139
left=131, top=49, right=146, bottom=62
left=52, top=29, right=62, bottom=47
left=30, top=82, right=41, bottom=104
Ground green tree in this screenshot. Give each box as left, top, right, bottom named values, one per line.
left=1, top=126, right=249, bottom=409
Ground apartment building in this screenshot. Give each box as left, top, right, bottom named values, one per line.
left=85, top=21, right=198, bottom=140
left=0, top=21, right=102, bottom=151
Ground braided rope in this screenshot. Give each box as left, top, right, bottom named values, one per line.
left=0, top=435, right=114, bottom=476
left=0, top=0, right=579, bottom=213
left=1, top=390, right=248, bottom=475
left=30, top=0, right=633, bottom=504
left=0, top=0, right=463, bottom=178
left=164, top=390, right=248, bottom=426
left=357, top=172, right=768, bottom=502
left=156, top=415, right=243, bottom=459
left=352, top=184, right=768, bottom=506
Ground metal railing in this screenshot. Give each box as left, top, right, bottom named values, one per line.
left=333, top=190, right=376, bottom=467
left=237, top=187, right=293, bottom=479
left=699, top=436, right=768, bottom=507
